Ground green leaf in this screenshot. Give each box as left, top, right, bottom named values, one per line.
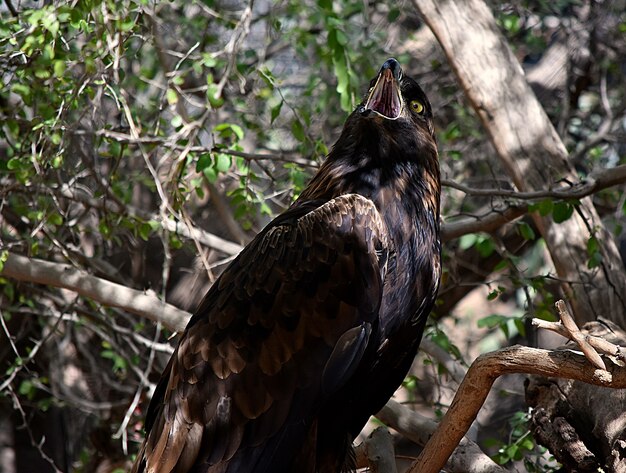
left=477, top=313, right=513, bottom=338
left=138, top=222, right=153, bottom=241
left=552, top=201, right=574, bottom=223
left=517, top=222, right=535, bottom=240
left=47, top=213, right=63, bottom=226
left=270, top=100, right=283, bottom=124
left=513, top=318, right=526, bottom=337
left=0, top=251, right=8, bottom=272
left=214, top=123, right=244, bottom=141
left=166, top=88, right=178, bottom=105
left=215, top=153, right=231, bottom=173
left=291, top=120, right=305, bottom=142
left=458, top=233, right=477, bottom=250
left=35, top=69, right=51, bottom=79
left=202, top=54, right=217, bottom=68
left=206, top=83, right=224, bottom=108
left=476, top=236, right=495, bottom=257
left=7, top=157, right=22, bottom=170
left=170, top=234, right=183, bottom=250
left=11, top=83, right=31, bottom=103
left=19, top=379, right=35, bottom=399
left=532, top=199, right=553, bottom=216
left=258, top=67, right=276, bottom=90
left=587, top=235, right=602, bottom=268
left=335, top=29, right=348, bottom=46
left=196, top=153, right=212, bottom=172
left=202, top=166, right=217, bottom=183
left=493, top=259, right=509, bottom=271
left=387, top=7, right=401, bottom=22
left=477, top=314, right=509, bottom=329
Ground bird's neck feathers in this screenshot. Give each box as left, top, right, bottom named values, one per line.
left=298, top=120, right=441, bottom=242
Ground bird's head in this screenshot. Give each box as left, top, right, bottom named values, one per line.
left=334, top=58, right=436, bottom=163
left=359, top=58, right=433, bottom=134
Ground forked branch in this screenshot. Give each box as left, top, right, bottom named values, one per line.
left=409, top=300, right=626, bottom=473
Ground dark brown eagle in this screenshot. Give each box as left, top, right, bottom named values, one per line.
left=132, top=58, right=441, bottom=473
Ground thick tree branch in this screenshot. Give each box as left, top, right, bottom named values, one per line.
left=441, top=205, right=527, bottom=241
left=1, top=252, right=191, bottom=333
left=354, top=427, right=398, bottom=473
left=409, top=346, right=626, bottom=473
left=377, top=400, right=508, bottom=473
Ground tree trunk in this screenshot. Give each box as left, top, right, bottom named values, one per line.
left=414, top=1, right=626, bottom=470
left=414, top=0, right=626, bottom=326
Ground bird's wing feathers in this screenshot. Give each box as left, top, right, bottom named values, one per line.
left=140, top=194, right=391, bottom=473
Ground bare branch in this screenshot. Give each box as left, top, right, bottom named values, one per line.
left=409, top=345, right=626, bottom=473
left=441, top=205, right=527, bottom=241
left=442, top=163, right=626, bottom=201
left=1, top=252, right=191, bottom=333
left=377, top=400, right=509, bottom=473
left=533, top=301, right=626, bottom=370
left=354, top=427, right=398, bottom=473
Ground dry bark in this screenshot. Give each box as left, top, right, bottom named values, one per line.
left=526, top=320, right=626, bottom=473
left=376, top=400, right=508, bottom=473
left=414, top=0, right=626, bottom=326
left=409, top=344, right=626, bottom=473
left=1, top=253, right=190, bottom=333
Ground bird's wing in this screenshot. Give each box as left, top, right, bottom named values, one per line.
left=137, top=194, right=391, bottom=473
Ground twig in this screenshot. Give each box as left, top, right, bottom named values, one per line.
left=532, top=300, right=626, bottom=370
left=215, top=1, right=254, bottom=98
left=6, top=385, right=63, bottom=473
left=441, top=163, right=626, bottom=201
left=4, top=0, right=18, bottom=17
left=0, top=302, right=66, bottom=393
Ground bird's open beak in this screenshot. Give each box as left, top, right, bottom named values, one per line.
left=364, top=58, right=403, bottom=120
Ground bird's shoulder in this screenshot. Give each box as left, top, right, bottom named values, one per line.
left=189, top=193, right=391, bottom=330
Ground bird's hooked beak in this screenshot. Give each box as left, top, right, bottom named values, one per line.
left=363, top=58, right=403, bottom=120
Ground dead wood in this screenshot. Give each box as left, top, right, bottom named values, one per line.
left=527, top=319, right=626, bottom=473
left=408, top=301, right=626, bottom=473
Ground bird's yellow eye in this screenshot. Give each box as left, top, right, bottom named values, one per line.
left=410, top=100, right=424, bottom=114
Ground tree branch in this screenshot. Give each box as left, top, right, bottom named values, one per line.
left=377, top=400, right=509, bottom=473
left=1, top=252, right=191, bottom=333
left=442, top=163, right=626, bottom=201
left=354, top=427, right=399, bottom=473
left=533, top=300, right=626, bottom=370
left=409, top=346, right=626, bottom=473
left=441, top=205, right=527, bottom=241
